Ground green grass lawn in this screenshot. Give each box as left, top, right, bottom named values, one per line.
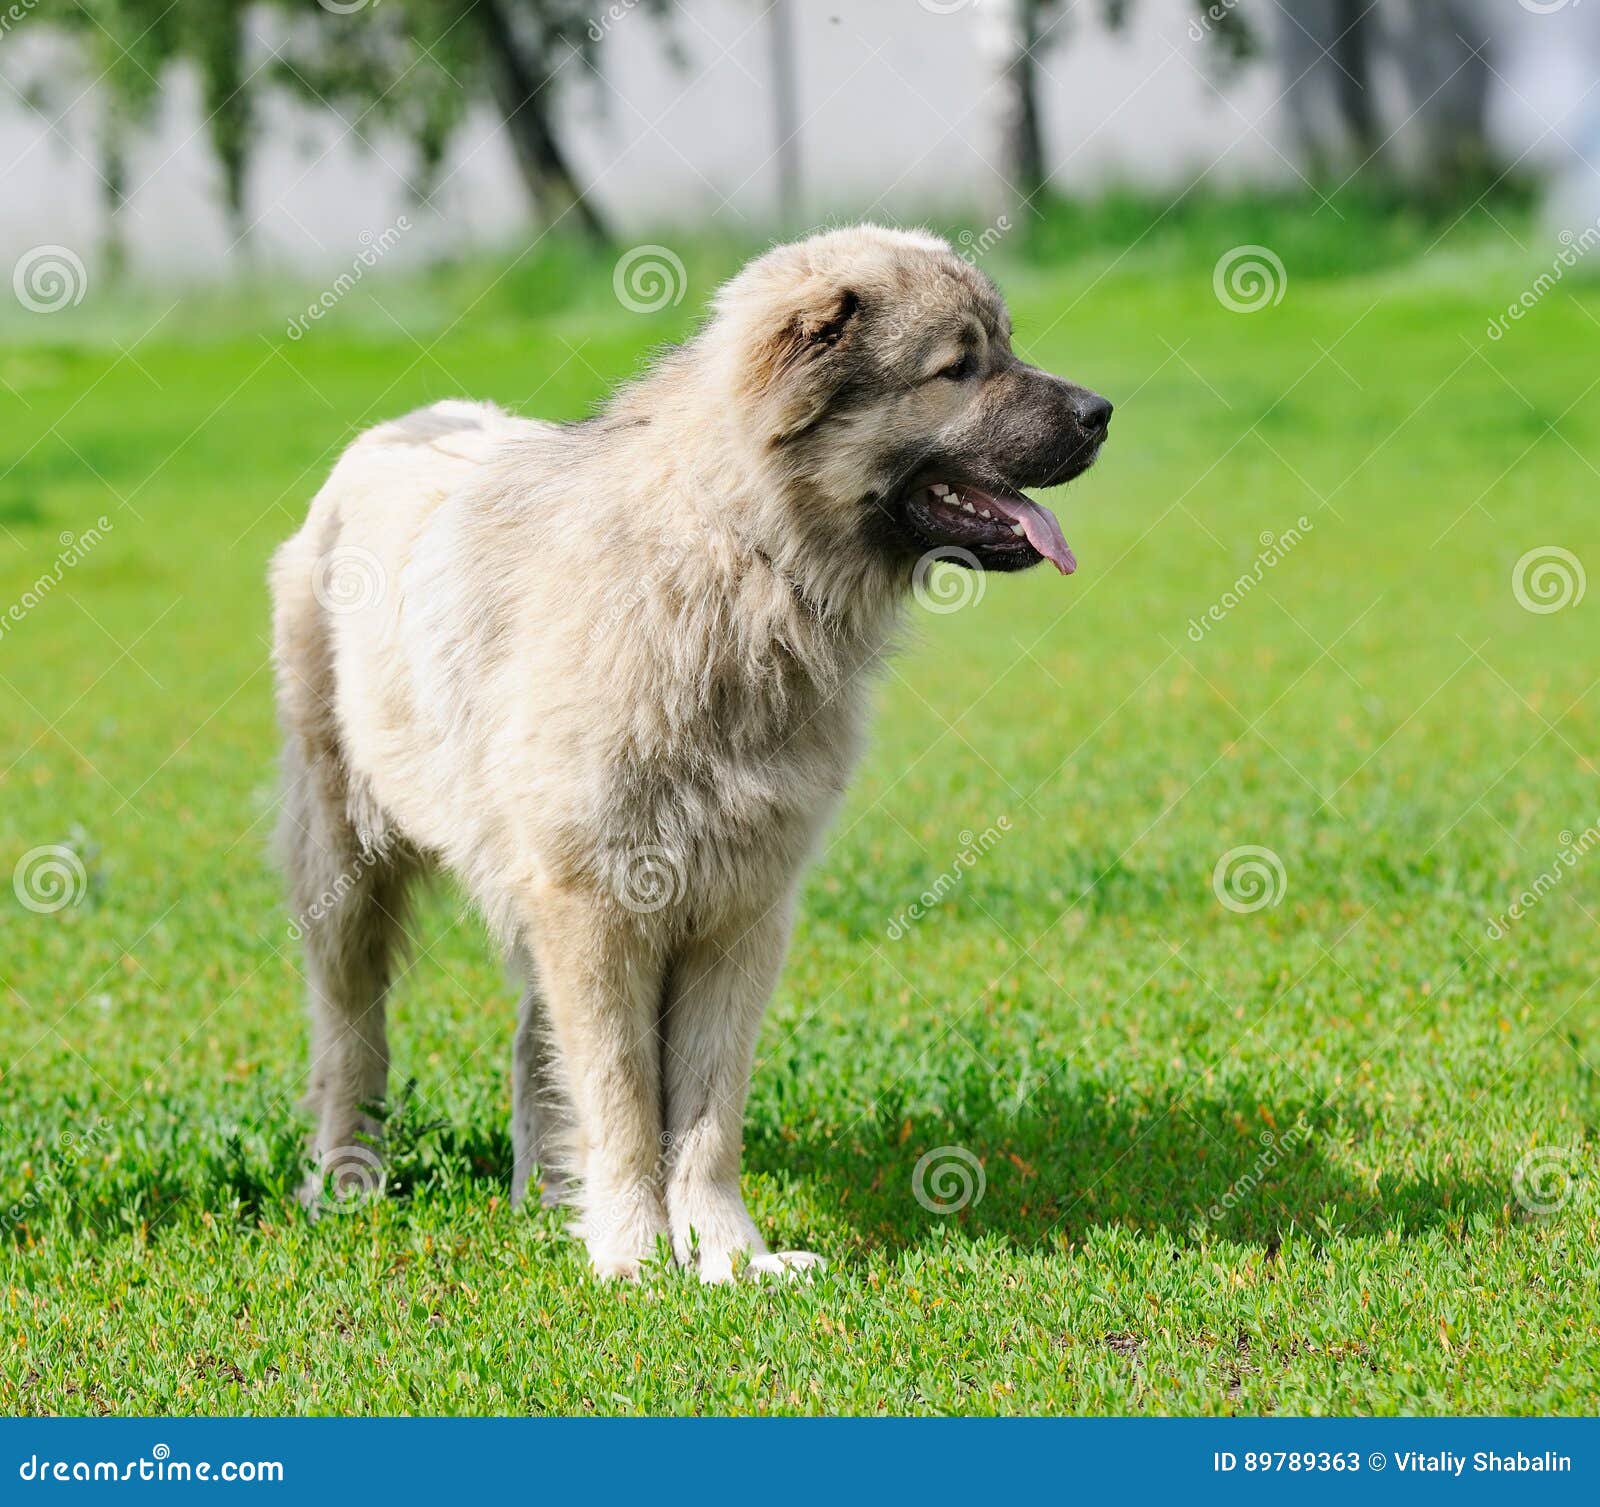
left=2, top=197, right=1597, bottom=1415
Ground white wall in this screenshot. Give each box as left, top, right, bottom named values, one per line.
left=0, top=0, right=1594, bottom=280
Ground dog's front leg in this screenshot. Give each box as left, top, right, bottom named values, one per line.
left=663, top=903, right=823, bottom=1282
left=525, top=888, right=667, bottom=1279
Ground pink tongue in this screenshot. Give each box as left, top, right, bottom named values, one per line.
left=979, top=490, right=1077, bottom=575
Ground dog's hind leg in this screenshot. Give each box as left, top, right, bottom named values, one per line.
left=663, top=901, right=823, bottom=1283
left=279, top=740, right=414, bottom=1210
left=510, top=965, right=575, bottom=1209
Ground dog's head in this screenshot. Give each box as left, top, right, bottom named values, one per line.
left=713, top=224, right=1110, bottom=579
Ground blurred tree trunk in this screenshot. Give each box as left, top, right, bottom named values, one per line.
left=1275, top=0, right=1383, bottom=178
left=97, top=124, right=129, bottom=281
left=768, top=0, right=801, bottom=225
left=192, top=0, right=255, bottom=256
left=472, top=0, right=610, bottom=245
left=1386, top=0, right=1493, bottom=189
left=1329, top=0, right=1381, bottom=164
left=979, top=0, right=1047, bottom=221
left=1274, top=0, right=1496, bottom=188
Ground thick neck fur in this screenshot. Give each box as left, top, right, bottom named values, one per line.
left=585, top=341, right=908, bottom=732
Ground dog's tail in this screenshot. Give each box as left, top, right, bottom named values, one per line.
left=360, top=398, right=506, bottom=448
left=356, top=398, right=564, bottom=466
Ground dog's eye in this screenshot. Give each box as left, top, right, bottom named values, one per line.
left=937, top=352, right=975, bottom=382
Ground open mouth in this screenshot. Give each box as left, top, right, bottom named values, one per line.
left=900, top=481, right=1077, bottom=575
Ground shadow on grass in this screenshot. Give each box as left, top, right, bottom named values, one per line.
left=746, top=1078, right=1501, bottom=1251
left=8, top=1075, right=1499, bottom=1254
left=0, top=1082, right=513, bottom=1247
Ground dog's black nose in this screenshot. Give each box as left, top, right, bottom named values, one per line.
left=1076, top=393, right=1113, bottom=435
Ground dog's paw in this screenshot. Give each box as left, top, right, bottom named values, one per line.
left=294, top=1173, right=324, bottom=1221
left=298, top=1140, right=387, bottom=1221
left=746, top=1250, right=826, bottom=1282
left=693, top=1248, right=826, bottom=1285
left=693, top=1248, right=740, bottom=1285
left=668, top=1178, right=765, bottom=1283
left=589, top=1248, right=647, bottom=1282
left=577, top=1181, right=668, bottom=1282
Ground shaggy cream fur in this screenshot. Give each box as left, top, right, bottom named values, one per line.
left=271, top=225, right=1109, bottom=1280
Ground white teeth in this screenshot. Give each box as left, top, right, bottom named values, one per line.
left=962, top=501, right=975, bottom=514
left=980, top=510, right=993, bottom=520
left=930, top=483, right=950, bottom=497
left=1010, top=523, right=1024, bottom=536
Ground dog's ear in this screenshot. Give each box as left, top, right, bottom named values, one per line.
left=791, top=287, right=860, bottom=349
left=755, top=284, right=862, bottom=445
